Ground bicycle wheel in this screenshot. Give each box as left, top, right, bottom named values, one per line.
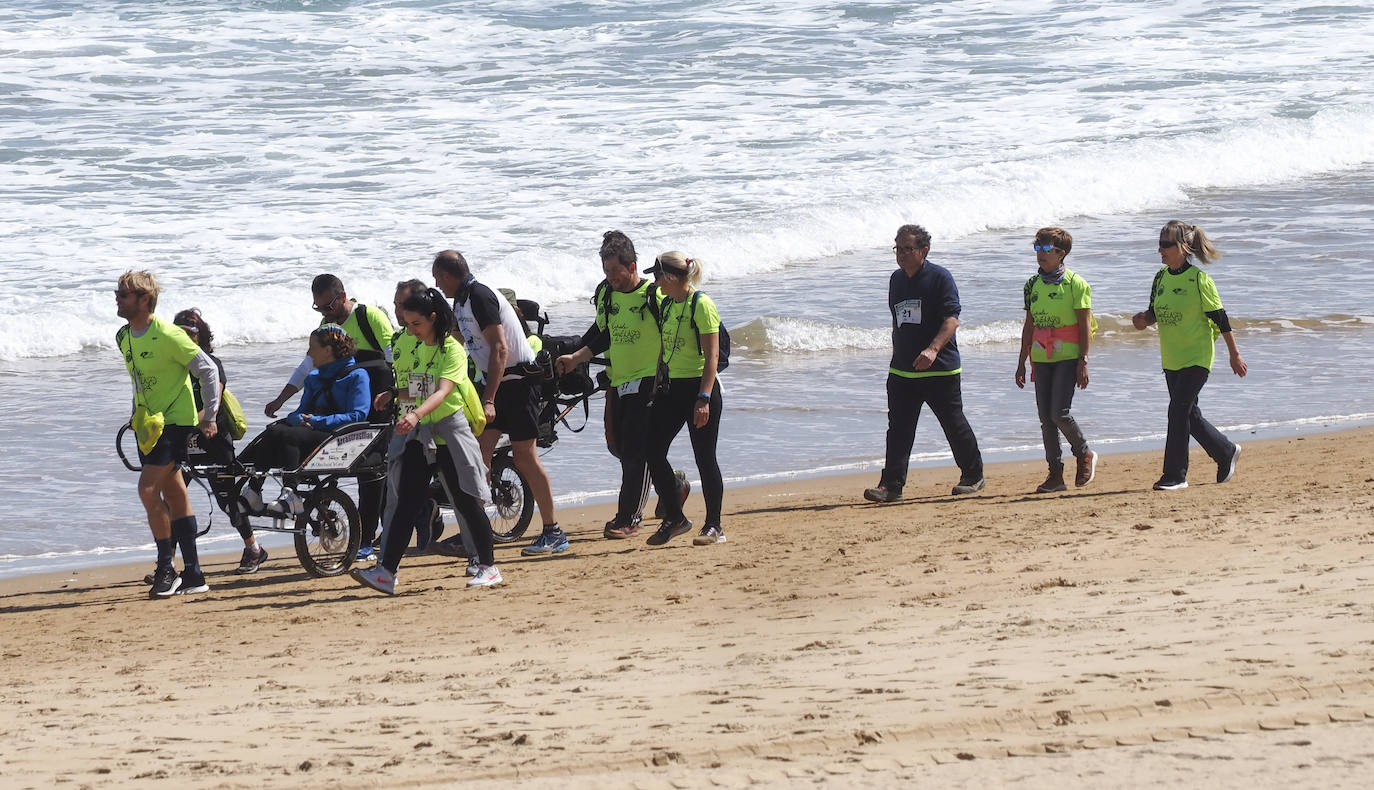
left=487, top=453, right=533, bottom=543
left=293, top=486, right=361, bottom=577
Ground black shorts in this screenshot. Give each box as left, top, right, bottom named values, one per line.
left=485, top=376, right=541, bottom=442
left=138, top=425, right=196, bottom=468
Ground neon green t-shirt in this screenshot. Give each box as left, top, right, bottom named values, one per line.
left=336, top=303, right=394, bottom=354
left=1151, top=265, right=1223, bottom=371
left=659, top=291, right=721, bottom=379
left=1023, top=270, right=1093, bottom=363
left=118, top=314, right=202, bottom=427
left=393, top=334, right=467, bottom=426
left=596, top=280, right=665, bottom=386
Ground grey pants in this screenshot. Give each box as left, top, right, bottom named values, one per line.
left=1032, top=360, right=1090, bottom=470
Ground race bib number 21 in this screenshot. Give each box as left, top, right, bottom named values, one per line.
left=895, top=298, right=922, bottom=326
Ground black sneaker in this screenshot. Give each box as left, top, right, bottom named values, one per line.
left=863, top=483, right=902, bottom=503
left=176, top=570, right=210, bottom=595
left=646, top=517, right=693, bottom=546
left=951, top=477, right=986, bottom=495
left=149, top=564, right=181, bottom=598
left=1153, top=477, right=1188, bottom=491
left=432, top=535, right=471, bottom=558
left=236, top=545, right=267, bottom=574
left=1217, top=444, right=1241, bottom=484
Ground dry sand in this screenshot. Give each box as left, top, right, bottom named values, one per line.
left=3, top=427, right=1373, bottom=789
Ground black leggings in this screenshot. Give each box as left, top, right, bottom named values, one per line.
left=647, top=377, right=723, bottom=525
left=609, top=378, right=654, bottom=526
left=382, top=440, right=494, bottom=574
left=241, top=422, right=330, bottom=484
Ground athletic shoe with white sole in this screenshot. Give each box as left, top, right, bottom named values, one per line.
left=1075, top=450, right=1098, bottom=488
left=350, top=565, right=396, bottom=595
left=521, top=528, right=571, bottom=556
left=468, top=565, right=503, bottom=587
left=236, top=545, right=267, bottom=574
left=238, top=485, right=266, bottom=515
left=1153, top=478, right=1188, bottom=491
left=693, top=525, right=726, bottom=545
left=465, top=557, right=481, bottom=577
left=1218, top=444, right=1241, bottom=484
left=175, top=571, right=210, bottom=595
left=647, top=517, right=693, bottom=546
left=149, top=564, right=181, bottom=598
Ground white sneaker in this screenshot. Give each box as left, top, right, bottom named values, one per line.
left=239, top=486, right=266, bottom=515
left=350, top=565, right=396, bottom=595
left=465, top=557, right=480, bottom=577
left=266, top=487, right=305, bottom=517
left=468, top=565, right=502, bottom=587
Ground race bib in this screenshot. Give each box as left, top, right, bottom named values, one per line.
left=895, top=299, right=922, bottom=326
left=617, top=378, right=641, bottom=397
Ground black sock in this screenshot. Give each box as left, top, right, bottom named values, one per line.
left=543, top=522, right=560, bottom=534
left=171, top=516, right=201, bottom=577
left=155, top=537, right=176, bottom=567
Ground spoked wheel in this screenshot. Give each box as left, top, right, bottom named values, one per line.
left=293, top=486, right=361, bottom=577
left=487, top=453, right=533, bottom=544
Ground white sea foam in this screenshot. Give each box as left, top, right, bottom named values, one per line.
left=2, top=1, right=1374, bottom=359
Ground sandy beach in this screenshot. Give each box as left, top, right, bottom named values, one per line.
left=3, top=427, right=1373, bottom=789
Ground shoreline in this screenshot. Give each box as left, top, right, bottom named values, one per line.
left=5, top=427, right=1374, bottom=787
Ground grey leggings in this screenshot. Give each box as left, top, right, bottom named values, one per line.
left=1032, top=360, right=1089, bottom=469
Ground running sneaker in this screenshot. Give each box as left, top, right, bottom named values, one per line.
left=693, top=525, right=727, bottom=545
left=654, top=470, right=691, bottom=519
left=148, top=564, right=181, bottom=598
left=1218, top=444, right=1241, bottom=484
left=236, top=544, right=267, bottom=574
left=468, top=565, right=503, bottom=587
left=428, top=498, right=445, bottom=544
left=432, top=536, right=471, bottom=559
left=1153, top=478, right=1188, bottom=491
left=465, top=556, right=481, bottom=577
left=265, top=487, right=305, bottom=518
left=351, top=565, right=396, bottom=595
left=355, top=544, right=375, bottom=562
left=176, top=570, right=210, bottom=595
left=647, top=517, right=693, bottom=546
left=604, top=514, right=642, bottom=540
left=951, top=476, right=986, bottom=495
left=1075, top=450, right=1098, bottom=488
left=863, top=483, right=902, bottom=503
left=521, top=527, right=571, bottom=556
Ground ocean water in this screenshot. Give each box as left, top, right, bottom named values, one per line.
left=2, top=1, right=1373, bottom=574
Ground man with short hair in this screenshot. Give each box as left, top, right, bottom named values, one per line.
left=116, top=270, right=221, bottom=597
left=864, top=224, right=985, bottom=503
left=265, top=273, right=394, bottom=558
left=432, top=250, right=566, bottom=555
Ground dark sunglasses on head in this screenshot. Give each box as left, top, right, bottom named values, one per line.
left=1158, top=240, right=1178, bottom=249
left=1032, top=243, right=1060, bottom=253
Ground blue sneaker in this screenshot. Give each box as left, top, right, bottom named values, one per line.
left=356, top=545, right=375, bottom=562
left=521, top=527, right=570, bottom=556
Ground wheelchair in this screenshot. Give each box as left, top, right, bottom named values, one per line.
left=117, top=419, right=391, bottom=577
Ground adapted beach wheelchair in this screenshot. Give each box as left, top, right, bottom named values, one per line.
left=118, top=417, right=391, bottom=578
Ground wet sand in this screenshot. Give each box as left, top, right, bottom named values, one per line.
left=3, top=427, right=1373, bottom=788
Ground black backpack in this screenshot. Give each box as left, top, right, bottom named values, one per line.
left=685, top=291, right=730, bottom=371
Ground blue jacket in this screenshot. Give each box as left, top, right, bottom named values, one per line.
left=287, top=356, right=369, bottom=429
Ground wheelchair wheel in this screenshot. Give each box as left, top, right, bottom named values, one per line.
left=487, top=453, right=533, bottom=544
left=293, top=486, right=361, bottom=577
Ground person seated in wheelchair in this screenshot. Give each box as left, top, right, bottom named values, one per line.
left=238, top=324, right=371, bottom=517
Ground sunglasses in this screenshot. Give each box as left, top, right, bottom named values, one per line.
left=893, top=245, right=923, bottom=254
left=312, top=293, right=343, bottom=312
left=1158, top=240, right=1178, bottom=249
left=1032, top=243, right=1061, bottom=253
left=114, top=289, right=144, bottom=298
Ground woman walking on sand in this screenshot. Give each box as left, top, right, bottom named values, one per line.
left=1132, top=220, right=1247, bottom=491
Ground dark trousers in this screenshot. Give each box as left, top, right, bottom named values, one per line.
left=190, top=433, right=253, bottom=541
left=242, top=422, right=330, bottom=478
left=1032, top=360, right=1090, bottom=470
left=382, top=440, right=494, bottom=573
left=882, top=373, right=983, bottom=489
left=610, top=377, right=654, bottom=526
left=648, top=378, right=724, bottom=526
left=1163, top=367, right=1234, bottom=482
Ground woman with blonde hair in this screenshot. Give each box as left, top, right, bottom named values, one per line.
left=1132, top=220, right=1247, bottom=491
left=642, top=251, right=727, bottom=546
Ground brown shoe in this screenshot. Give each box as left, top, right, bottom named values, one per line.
left=1035, top=468, right=1067, bottom=494
left=1075, top=450, right=1098, bottom=488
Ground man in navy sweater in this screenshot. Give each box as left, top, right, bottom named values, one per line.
left=865, top=224, right=985, bottom=503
